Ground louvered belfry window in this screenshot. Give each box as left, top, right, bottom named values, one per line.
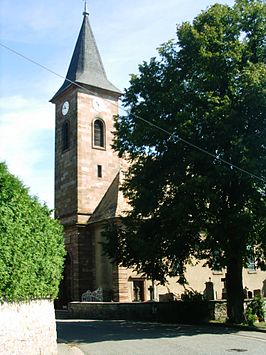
left=94, top=119, right=105, bottom=147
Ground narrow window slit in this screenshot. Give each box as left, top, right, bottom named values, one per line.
left=97, top=165, right=102, bottom=178
left=62, top=121, right=70, bottom=151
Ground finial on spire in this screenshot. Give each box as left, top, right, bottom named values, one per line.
left=83, top=0, right=89, bottom=17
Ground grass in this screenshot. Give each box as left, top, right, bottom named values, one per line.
left=253, top=321, right=266, bottom=330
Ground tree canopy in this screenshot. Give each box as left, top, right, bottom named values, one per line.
left=103, top=0, right=266, bottom=323
left=0, top=162, right=65, bottom=302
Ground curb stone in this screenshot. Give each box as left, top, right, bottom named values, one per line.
left=57, top=342, right=85, bottom=355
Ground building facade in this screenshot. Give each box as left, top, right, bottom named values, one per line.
left=51, top=10, right=266, bottom=306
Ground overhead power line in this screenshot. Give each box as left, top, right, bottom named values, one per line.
left=132, top=113, right=266, bottom=184
left=0, top=42, right=95, bottom=94
left=0, top=41, right=265, bottom=185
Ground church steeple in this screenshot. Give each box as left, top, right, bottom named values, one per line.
left=51, top=8, right=121, bottom=101
left=52, top=2, right=124, bottom=303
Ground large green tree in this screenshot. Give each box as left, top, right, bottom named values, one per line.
left=0, top=162, right=65, bottom=302
left=104, top=0, right=266, bottom=324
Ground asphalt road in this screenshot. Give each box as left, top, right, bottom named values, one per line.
left=57, top=319, right=266, bottom=355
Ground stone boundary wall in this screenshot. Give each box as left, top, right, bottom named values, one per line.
left=209, top=300, right=227, bottom=322
left=68, top=300, right=211, bottom=323
left=0, top=299, right=57, bottom=355
left=69, top=299, right=266, bottom=324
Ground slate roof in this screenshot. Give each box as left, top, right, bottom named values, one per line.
left=51, top=12, right=121, bottom=101
left=88, top=171, right=130, bottom=225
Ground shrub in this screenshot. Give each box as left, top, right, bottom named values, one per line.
left=0, top=162, right=65, bottom=302
left=244, top=296, right=265, bottom=325
left=181, top=288, right=204, bottom=302
left=178, top=289, right=210, bottom=323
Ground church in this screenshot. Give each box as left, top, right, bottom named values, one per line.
left=51, top=8, right=266, bottom=306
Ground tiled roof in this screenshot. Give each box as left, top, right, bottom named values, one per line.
left=88, top=171, right=130, bottom=224
left=51, top=13, right=121, bottom=101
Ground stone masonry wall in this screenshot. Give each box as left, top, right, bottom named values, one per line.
left=0, top=299, right=57, bottom=355
left=69, top=301, right=211, bottom=323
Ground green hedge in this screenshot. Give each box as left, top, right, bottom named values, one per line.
left=0, top=162, right=65, bottom=302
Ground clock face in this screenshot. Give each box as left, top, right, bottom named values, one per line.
left=62, top=101, right=69, bottom=115
left=93, top=98, right=104, bottom=112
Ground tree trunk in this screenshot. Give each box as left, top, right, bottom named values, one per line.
left=226, top=256, right=245, bottom=324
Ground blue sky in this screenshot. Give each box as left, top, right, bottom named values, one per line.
left=0, top=0, right=234, bottom=209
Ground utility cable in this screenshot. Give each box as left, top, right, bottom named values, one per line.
left=0, top=41, right=265, bottom=184
left=0, top=42, right=99, bottom=96
left=132, top=112, right=266, bottom=184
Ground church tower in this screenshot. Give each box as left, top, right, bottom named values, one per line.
left=51, top=7, right=123, bottom=303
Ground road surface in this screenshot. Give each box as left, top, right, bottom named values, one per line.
left=57, top=319, right=266, bottom=355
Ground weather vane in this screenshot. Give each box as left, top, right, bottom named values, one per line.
left=83, top=0, right=89, bottom=16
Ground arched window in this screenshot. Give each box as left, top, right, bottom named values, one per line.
left=93, top=119, right=105, bottom=148
left=62, top=121, right=70, bottom=151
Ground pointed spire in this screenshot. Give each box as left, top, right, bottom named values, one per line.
left=51, top=5, right=121, bottom=101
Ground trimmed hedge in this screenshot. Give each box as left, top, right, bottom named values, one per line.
left=0, top=162, right=65, bottom=302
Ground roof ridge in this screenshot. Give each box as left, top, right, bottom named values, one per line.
left=88, top=170, right=130, bottom=225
